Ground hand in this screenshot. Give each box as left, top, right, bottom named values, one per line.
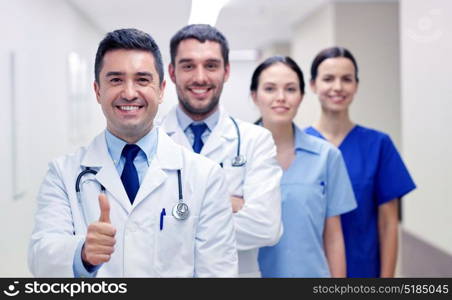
left=231, top=196, right=244, bottom=213
left=82, top=194, right=116, bottom=266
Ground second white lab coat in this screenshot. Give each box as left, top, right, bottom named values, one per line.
left=161, top=106, right=283, bottom=277
left=28, top=128, right=238, bottom=277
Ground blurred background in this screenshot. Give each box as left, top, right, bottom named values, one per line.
left=0, top=0, right=450, bottom=277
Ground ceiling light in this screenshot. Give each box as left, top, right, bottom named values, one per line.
left=188, top=0, right=230, bottom=26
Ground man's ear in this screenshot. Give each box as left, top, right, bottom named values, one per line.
left=158, top=80, right=166, bottom=104
left=224, top=63, right=230, bottom=82
left=168, top=63, right=176, bottom=83
left=93, top=81, right=101, bottom=103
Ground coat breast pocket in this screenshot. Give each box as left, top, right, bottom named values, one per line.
left=154, top=215, right=198, bottom=274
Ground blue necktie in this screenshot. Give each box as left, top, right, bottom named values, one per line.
left=190, top=123, right=207, bottom=154
left=121, top=144, right=141, bottom=204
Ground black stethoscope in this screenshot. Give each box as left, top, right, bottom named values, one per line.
left=75, top=167, right=189, bottom=225
left=229, top=116, right=247, bottom=167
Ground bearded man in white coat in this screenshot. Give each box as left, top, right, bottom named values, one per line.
left=161, top=24, right=283, bottom=277
left=28, top=28, right=238, bottom=277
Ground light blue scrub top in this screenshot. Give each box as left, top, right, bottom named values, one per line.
left=258, top=125, right=357, bottom=277
left=306, top=125, right=416, bottom=277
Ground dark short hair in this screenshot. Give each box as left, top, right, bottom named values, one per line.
left=310, top=46, right=359, bottom=82
left=94, top=28, right=164, bottom=84
left=250, top=56, right=305, bottom=94
left=170, top=24, right=229, bottom=66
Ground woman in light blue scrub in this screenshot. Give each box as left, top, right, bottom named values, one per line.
left=251, top=56, right=357, bottom=277
left=306, top=47, right=416, bottom=277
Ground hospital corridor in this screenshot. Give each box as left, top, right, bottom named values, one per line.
left=0, top=0, right=451, bottom=278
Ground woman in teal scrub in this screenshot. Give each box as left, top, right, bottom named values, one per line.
left=305, top=47, right=416, bottom=277
left=251, top=56, right=357, bottom=277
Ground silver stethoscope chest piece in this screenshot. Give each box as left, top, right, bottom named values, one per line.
left=231, top=154, right=247, bottom=167
left=172, top=202, right=190, bottom=220
left=172, top=169, right=189, bottom=221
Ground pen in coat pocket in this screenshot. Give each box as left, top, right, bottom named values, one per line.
left=320, top=181, right=326, bottom=195
left=160, top=208, right=166, bottom=231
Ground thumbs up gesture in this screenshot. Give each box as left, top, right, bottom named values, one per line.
left=98, top=193, right=111, bottom=223
left=82, top=194, right=117, bottom=267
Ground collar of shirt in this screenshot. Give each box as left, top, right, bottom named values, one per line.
left=255, top=120, right=322, bottom=155
left=104, top=127, right=158, bottom=167
left=294, top=125, right=322, bottom=155
left=175, top=104, right=220, bottom=132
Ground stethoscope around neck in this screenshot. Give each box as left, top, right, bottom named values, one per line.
left=75, top=167, right=189, bottom=226
left=229, top=116, right=247, bottom=167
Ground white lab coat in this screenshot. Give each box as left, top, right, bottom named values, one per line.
left=28, top=128, right=238, bottom=277
left=161, top=106, right=283, bottom=277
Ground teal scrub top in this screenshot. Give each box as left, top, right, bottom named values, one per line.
left=258, top=126, right=357, bottom=277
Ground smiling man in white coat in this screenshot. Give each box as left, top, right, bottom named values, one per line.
left=28, top=28, right=238, bottom=277
left=161, top=24, right=283, bottom=277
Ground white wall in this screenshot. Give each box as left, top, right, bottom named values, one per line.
left=222, top=60, right=260, bottom=122
left=291, top=3, right=335, bottom=129
left=335, top=2, right=400, bottom=146
left=401, top=0, right=452, bottom=255
left=0, top=0, right=102, bottom=276
left=260, top=42, right=291, bottom=62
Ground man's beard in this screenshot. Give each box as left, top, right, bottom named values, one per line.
left=178, top=93, right=221, bottom=117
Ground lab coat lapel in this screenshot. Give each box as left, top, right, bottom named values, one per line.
left=201, top=109, right=236, bottom=157
left=81, top=132, right=131, bottom=214
left=132, top=129, right=183, bottom=208
left=160, top=106, right=193, bottom=151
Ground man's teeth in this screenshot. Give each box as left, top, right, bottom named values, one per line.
left=119, top=106, right=139, bottom=111
left=192, top=89, right=208, bottom=94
